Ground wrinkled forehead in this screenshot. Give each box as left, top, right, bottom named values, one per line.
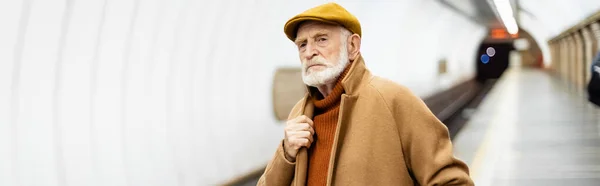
left=296, top=21, right=341, bottom=38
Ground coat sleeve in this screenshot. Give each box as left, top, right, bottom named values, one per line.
left=394, top=90, right=474, bottom=186
left=256, top=141, right=296, bottom=186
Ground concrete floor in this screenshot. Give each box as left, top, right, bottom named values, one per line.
left=453, top=68, right=600, bottom=186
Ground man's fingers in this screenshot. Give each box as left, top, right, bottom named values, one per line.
left=305, top=124, right=315, bottom=134
left=304, top=117, right=314, bottom=126
left=287, top=116, right=314, bottom=129
left=291, top=135, right=314, bottom=147
left=285, top=115, right=316, bottom=151
left=306, top=133, right=314, bottom=144
left=299, top=138, right=311, bottom=148
left=291, top=138, right=310, bottom=148
left=297, top=123, right=313, bottom=131
left=289, top=130, right=312, bottom=138
left=299, top=131, right=313, bottom=142
left=288, top=123, right=313, bottom=133
left=290, top=115, right=307, bottom=122
left=295, top=115, right=314, bottom=126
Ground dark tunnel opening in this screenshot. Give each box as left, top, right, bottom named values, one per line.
left=476, top=42, right=515, bottom=82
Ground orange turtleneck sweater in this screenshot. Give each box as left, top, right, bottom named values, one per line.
left=306, top=63, right=351, bottom=186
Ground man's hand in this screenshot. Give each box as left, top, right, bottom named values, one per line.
left=283, top=115, right=315, bottom=162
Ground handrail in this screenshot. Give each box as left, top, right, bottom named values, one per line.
left=549, top=10, right=600, bottom=43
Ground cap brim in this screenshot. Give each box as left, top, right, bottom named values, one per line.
left=284, top=16, right=340, bottom=41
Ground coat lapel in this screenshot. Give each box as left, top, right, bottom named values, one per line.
left=325, top=94, right=358, bottom=185
left=294, top=97, right=313, bottom=186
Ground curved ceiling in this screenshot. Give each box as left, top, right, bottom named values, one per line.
left=519, top=0, right=600, bottom=37
left=519, top=0, right=600, bottom=65
left=443, top=0, right=600, bottom=65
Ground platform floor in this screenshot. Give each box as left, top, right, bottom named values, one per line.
left=453, top=68, right=600, bottom=186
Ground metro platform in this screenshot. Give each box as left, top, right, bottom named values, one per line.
left=453, top=67, right=600, bottom=185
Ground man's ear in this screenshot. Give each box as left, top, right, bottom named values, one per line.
left=347, top=34, right=361, bottom=60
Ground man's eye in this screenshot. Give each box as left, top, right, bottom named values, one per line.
left=318, top=38, right=327, bottom=42
left=299, top=43, right=306, bottom=49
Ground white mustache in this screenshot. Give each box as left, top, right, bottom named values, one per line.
left=303, top=57, right=331, bottom=71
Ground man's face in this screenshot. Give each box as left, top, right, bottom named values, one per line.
left=294, top=22, right=349, bottom=87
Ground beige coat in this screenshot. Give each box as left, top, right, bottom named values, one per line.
left=258, top=56, right=473, bottom=186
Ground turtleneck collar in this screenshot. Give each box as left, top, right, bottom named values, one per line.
left=311, top=61, right=352, bottom=110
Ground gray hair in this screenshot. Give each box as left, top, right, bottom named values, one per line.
left=339, top=27, right=352, bottom=45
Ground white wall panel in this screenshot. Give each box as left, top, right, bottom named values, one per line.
left=0, top=1, right=24, bottom=185
left=16, top=0, right=66, bottom=185
left=58, top=0, right=105, bottom=185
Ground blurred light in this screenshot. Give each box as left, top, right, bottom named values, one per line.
left=486, top=47, right=496, bottom=57
left=513, top=38, right=530, bottom=51
left=510, top=33, right=519, bottom=38
left=493, top=0, right=519, bottom=35
left=491, top=29, right=508, bottom=39
left=481, top=54, right=490, bottom=64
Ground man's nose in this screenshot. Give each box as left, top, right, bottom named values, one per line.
left=303, top=44, right=318, bottom=61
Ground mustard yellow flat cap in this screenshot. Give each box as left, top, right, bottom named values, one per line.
left=284, top=2, right=361, bottom=41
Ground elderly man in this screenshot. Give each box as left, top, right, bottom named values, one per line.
left=258, top=3, right=473, bottom=186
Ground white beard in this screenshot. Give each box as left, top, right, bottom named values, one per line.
left=301, top=45, right=349, bottom=87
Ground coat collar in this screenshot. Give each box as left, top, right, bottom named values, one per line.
left=305, top=55, right=371, bottom=97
